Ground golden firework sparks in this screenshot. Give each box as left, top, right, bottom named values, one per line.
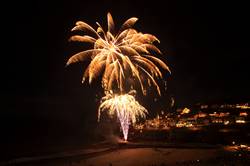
left=66, top=12, right=170, bottom=95
left=98, top=90, right=147, bottom=140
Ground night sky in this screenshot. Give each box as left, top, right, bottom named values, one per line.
left=7, top=0, right=250, bottom=103
left=1, top=0, right=250, bottom=157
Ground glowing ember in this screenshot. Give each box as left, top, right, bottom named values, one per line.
left=98, top=90, right=147, bottom=141
left=66, top=12, right=170, bottom=95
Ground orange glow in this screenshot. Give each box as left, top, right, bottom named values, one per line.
left=239, top=112, right=248, bottom=116
left=235, top=119, right=246, bottom=124
left=236, top=103, right=250, bottom=109
left=181, top=108, right=190, bottom=114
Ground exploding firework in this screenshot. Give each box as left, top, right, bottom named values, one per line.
left=66, top=12, right=170, bottom=95
left=66, top=13, right=171, bottom=141
left=98, top=90, right=147, bottom=141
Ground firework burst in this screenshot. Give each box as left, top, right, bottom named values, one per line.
left=66, top=12, right=170, bottom=95
left=67, top=13, right=171, bottom=141
left=98, top=90, right=147, bottom=141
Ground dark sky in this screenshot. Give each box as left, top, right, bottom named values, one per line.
left=7, top=0, right=249, bottom=103
left=1, top=0, right=250, bottom=154
left=3, top=0, right=250, bottom=113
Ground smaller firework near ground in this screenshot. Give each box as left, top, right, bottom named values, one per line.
left=98, top=90, right=147, bottom=141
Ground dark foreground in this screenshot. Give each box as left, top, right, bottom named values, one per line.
left=1, top=123, right=250, bottom=165
left=1, top=142, right=250, bottom=166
